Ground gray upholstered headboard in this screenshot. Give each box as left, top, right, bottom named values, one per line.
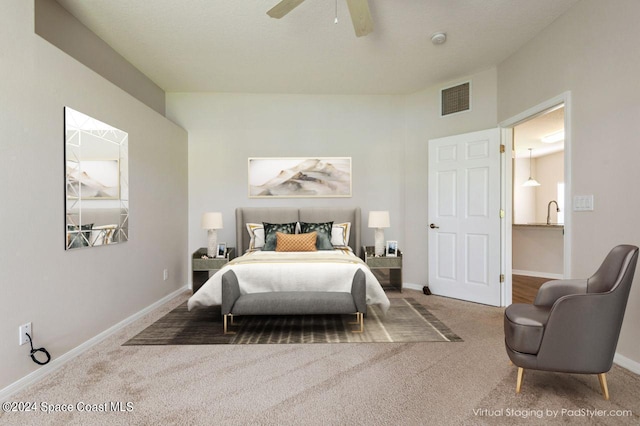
left=235, top=207, right=362, bottom=256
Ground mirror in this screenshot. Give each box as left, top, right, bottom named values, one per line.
left=65, top=107, right=128, bottom=249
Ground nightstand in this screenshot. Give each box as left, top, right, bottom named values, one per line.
left=361, top=245, right=403, bottom=292
left=192, top=247, right=235, bottom=293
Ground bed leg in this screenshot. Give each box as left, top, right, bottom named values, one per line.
left=224, top=314, right=236, bottom=335
left=351, top=312, right=364, bottom=333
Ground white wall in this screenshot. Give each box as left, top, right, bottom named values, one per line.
left=535, top=152, right=564, bottom=223
left=498, top=0, right=640, bottom=364
left=166, top=68, right=498, bottom=289
left=34, top=0, right=165, bottom=115
left=402, top=68, right=498, bottom=286
left=513, top=152, right=564, bottom=224
left=512, top=227, right=564, bottom=275
left=513, top=157, right=537, bottom=224
left=166, top=93, right=405, bottom=274
left=0, top=1, right=188, bottom=392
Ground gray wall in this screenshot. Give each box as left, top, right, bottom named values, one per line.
left=0, top=1, right=188, bottom=392
left=35, top=0, right=166, bottom=115
left=166, top=67, right=498, bottom=288
left=402, top=68, right=498, bottom=287
left=166, top=93, right=405, bottom=281
left=497, top=0, right=640, bottom=364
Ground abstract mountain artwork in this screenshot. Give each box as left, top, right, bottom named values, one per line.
left=66, top=160, right=120, bottom=199
left=249, top=157, right=352, bottom=198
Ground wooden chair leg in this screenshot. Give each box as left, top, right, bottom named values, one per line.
left=598, top=373, right=610, bottom=400
left=516, top=367, right=524, bottom=393
left=350, top=312, right=364, bottom=333
left=223, top=314, right=236, bottom=335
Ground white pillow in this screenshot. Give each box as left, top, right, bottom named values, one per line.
left=246, top=223, right=265, bottom=250
left=331, top=222, right=351, bottom=247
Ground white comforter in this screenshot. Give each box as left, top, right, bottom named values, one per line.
left=187, top=250, right=390, bottom=313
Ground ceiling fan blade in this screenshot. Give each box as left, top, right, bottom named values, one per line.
left=345, top=0, right=373, bottom=37
left=267, top=0, right=306, bottom=19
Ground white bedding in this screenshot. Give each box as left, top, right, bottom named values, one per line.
left=187, top=249, right=390, bottom=313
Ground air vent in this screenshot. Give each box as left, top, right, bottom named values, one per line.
left=441, top=82, right=471, bottom=116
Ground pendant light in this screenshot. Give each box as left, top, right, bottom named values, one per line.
left=522, top=148, right=541, bottom=187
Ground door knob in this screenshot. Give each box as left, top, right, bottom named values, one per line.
left=430, top=223, right=439, bottom=229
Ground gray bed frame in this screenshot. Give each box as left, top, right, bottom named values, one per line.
left=235, top=207, right=362, bottom=257
left=223, top=207, right=365, bottom=334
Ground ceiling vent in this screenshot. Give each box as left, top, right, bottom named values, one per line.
left=440, top=81, right=471, bottom=117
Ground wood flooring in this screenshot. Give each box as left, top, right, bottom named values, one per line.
left=512, top=274, right=550, bottom=304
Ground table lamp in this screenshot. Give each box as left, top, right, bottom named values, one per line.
left=368, top=211, right=390, bottom=256
left=201, top=212, right=223, bottom=257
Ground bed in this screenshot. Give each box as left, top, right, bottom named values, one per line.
left=187, top=207, right=390, bottom=315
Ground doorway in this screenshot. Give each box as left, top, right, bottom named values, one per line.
left=500, top=92, right=572, bottom=305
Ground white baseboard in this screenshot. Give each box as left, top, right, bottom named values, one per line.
left=512, top=269, right=563, bottom=280
left=614, top=352, right=640, bottom=375
left=0, top=285, right=188, bottom=402
left=403, top=282, right=424, bottom=291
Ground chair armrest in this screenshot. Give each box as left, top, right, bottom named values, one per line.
left=351, top=269, right=367, bottom=315
left=537, top=292, right=622, bottom=373
left=534, top=279, right=587, bottom=307
left=221, top=270, right=241, bottom=315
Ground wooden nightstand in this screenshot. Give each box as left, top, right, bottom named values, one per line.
left=192, top=247, right=235, bottom=293
left=361, top=245, right=403, bottom=292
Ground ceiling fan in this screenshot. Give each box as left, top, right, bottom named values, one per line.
left=267, top=0, right=373, bottom=37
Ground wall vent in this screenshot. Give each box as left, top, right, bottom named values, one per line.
left=440, top=81, right=471, bottom=117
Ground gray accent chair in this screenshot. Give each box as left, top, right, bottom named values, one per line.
left=504, top=244, right=639, bottom=400
left=221, top=269, right=367, bottom=334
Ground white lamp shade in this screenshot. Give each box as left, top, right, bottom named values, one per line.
left=201, top=212, right=223, bottom=229
left=368, top=211, right=390, bottom=228
left=522, top=178, right=541, bottom=187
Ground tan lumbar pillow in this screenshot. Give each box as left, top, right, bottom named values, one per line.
left=275, top=232, right=318, bottom=252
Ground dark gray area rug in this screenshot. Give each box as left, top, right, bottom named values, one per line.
left=123, top=297, right=462, bottom=345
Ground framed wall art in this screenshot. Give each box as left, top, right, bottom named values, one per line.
left=248, top=157, right=352, bottom=198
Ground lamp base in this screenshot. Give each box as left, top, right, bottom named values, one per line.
left=207, top=229, right=218, bottom=258
left=374, top=228, right=385, bottom=257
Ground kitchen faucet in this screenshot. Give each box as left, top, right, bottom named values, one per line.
left=547, top=200, right=560, bottom=225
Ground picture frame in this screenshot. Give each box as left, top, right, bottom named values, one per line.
left=248, top=157, right=352, bottom=198
left=216, top=242, right=227, bottom=258
left=386, top=240, right=398, bottom=257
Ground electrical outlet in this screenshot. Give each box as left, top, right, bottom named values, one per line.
left=19, top=323, right=32, bottom=346
left=163, top=269, right=169, bottom=281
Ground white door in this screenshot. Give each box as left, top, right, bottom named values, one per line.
left=428, top=128, right=502, bottom=306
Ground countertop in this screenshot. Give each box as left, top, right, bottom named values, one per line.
left=513, top=223, right=564, bottom=229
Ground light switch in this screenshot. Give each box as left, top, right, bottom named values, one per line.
left=573, top=195, right=594, bottom=211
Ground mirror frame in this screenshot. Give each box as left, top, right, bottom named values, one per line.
left=64, top=107, right=129, bottom=249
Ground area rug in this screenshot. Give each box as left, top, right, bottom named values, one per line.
left=123, top=297, right=462, bottom=345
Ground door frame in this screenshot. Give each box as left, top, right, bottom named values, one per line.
left=498, top=91, right=572, bottom=305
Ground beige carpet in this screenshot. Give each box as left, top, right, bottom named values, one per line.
left=1, top=290, right=639, bottom=425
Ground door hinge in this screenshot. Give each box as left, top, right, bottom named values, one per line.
left=500, top=274, right=505, bottom=283
left=500, top=209, right=505, bottom=218
left=500, top=144, right=505, bottom=153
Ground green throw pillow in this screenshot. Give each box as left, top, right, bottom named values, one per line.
left=299, top=221, right=334, bottom=250
left=262, top=222, right=297, bottom=251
